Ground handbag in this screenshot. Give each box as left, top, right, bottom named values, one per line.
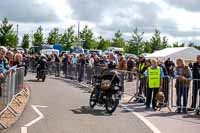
left=100, top=74, right=116, bottom=91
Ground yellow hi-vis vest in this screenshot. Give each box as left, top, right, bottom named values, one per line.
left=148, top=67, right=161, bottom=88
left=139, top=63, right=145, bottom=72
left=138, top=63, right=145, bottom=78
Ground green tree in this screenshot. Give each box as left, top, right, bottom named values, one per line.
left=162, top=36, right=168, bottom=49
left=128, top=28, right=144, bottom=55
left=97, top=36, right=111, bottom=50
left=172, top=42, right=185, bottom=47
left=112, top=30, right=125, bottom=48
left=21, top=34, right=30, bottom=49
left=143, top=41, right=152, bottom=53
left=47, top=28, right=61, bottom=45
left=32, top=26, right=44, bottom=46
left=0, top=18, right=17, bottom=48
left=60, top=26, right=76, bottom=50
left=149, top=29, right=168, bottom=53
left=80, top=25, right=98, bottom=49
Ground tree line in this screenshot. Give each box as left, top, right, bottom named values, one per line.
left=1, top=18, right=200, bottom=55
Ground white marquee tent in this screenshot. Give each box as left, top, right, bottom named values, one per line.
left=146, top=47, right=200, bottom=61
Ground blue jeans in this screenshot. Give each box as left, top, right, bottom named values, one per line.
left=176, top=83, right=189, bottom=108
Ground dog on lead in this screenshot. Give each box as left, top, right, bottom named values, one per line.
left=155, top=91, right=172, bottom=112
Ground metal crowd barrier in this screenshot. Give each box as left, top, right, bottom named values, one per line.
left=0, top=67, right=25, bottom=112
left=170, top=78, right=200, bottom=112
left=61, top=63, right=200, bottom=114
left=63, top=64, right=138, bottom=97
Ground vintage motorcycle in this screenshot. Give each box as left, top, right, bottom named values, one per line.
left=89, top=68, right=123, bottom=114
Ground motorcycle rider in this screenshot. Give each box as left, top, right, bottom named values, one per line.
left=36, top=54, right=47, bottom=78
left=95, top=59, right=118, bottom=102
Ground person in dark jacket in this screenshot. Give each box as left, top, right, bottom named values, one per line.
left=165, top=58, right=175, bottom=77
left=36, top=55, right=47, bottom=78
left=190, top=55, right=200, bottom=110
left=137, top=55, right=146, bottom=96
left=158, top=60, right=169, bottom=104
left=127, top=57, right=135, bottom=81
left=78, top=54, right=85, bottom=82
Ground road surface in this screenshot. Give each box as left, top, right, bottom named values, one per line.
left=3, top=74, right=152, bottom=133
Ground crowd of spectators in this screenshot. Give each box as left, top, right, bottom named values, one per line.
left=0, top=46, right=29, bottom=96
left=5, top=48, right=199, bottom=114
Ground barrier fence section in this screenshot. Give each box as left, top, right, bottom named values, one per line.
left=63, top=63, right=138, bottom=97
left=170, top=78, right=200, bottom=111
left=0, top=67, right=25, bottom=112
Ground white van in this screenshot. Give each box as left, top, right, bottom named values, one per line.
left=107, top=47, right=124, bottom=55
left=40, top=49, right=59, bottom=56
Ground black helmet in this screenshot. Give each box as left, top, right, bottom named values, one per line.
left=108, top=61, right=116, bottom=69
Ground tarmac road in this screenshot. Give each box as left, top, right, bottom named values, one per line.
left=3, top=73, right=152, bottom=133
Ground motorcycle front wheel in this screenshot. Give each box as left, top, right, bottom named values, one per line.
left=42, top=73, right=46, bottom=82
left=105, top=94, right=119, bottom=114
left=89, top=90, right=97, bottom=108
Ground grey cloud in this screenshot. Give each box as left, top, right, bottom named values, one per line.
left=165, top=0, right=200, bottom=12
left=67, top=0, right=149, bottom=22
left=98, top=2, right=172, bottom=33
left=0, top=0, right=59, bottom=22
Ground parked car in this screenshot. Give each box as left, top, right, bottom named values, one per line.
left=16, top=48, right=25, bottom=54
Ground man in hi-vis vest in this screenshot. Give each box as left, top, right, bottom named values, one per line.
left=145, top=59, right=164, bottom=110
left=137, top=55, right=146, bottom=97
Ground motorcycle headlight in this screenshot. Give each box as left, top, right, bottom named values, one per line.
left=114, top=86, right=120, bottom=90
left=96, top=82, right=101, bottom=85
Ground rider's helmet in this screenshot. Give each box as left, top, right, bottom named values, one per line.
left=108, top=60, right=116, bottom=69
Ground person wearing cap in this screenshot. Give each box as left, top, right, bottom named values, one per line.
left=137, top=55, right=146, bottom=97
left=190, top=55, right=200, bottom=111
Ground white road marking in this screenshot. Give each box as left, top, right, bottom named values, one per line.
left=21, top=105, right=48, bottom=133
left=120, top=104, right=161, bottom=133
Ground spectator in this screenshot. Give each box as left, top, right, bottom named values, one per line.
left=62, top=54, right=68, bottom=77
left=13, top=53, right=24, bottom=68
left=71, top=54, right=78, bottom=79
left=174, top=58, right=192, bottom=113
left=6, top=51, right=14, bottom=67
left=0, top=46, right=8, bottom=74
left=190, top=55, right=200, bottom=110
left=109, top=52, right=118, bottom=65
left=188, top=61, right=193, bottom=70
left=0, top=47, right=8, bottom=96
left=118, top=56, right=127, bottom=71
left=145, top=59, right=164, bottom=110
left=142, top=59, right=151, bottom=97
left=165, top=58, right=175, bottom=77
left=158, top=60, right=169, bottom=104
left=127, top=57, right=135, bottom=81
left=137, top=55, right=146, bottom=97
left=78, top=54, right=85, bottom=82
left=54, top=54, right=60, bottom=77
left=66, top=55, right=72, bottom=78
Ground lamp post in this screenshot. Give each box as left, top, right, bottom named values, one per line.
left=16, top=24, right=19, bottom=46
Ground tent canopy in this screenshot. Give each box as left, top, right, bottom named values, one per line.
left=146, top=47, right=200, bottom=61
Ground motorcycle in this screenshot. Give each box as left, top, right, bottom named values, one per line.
left=37, top=69, right=47, bottom=82
left=89, top=69, right=123, bottom=114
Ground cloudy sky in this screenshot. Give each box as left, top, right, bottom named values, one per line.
left=1, top=0, right=200, bottom=44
